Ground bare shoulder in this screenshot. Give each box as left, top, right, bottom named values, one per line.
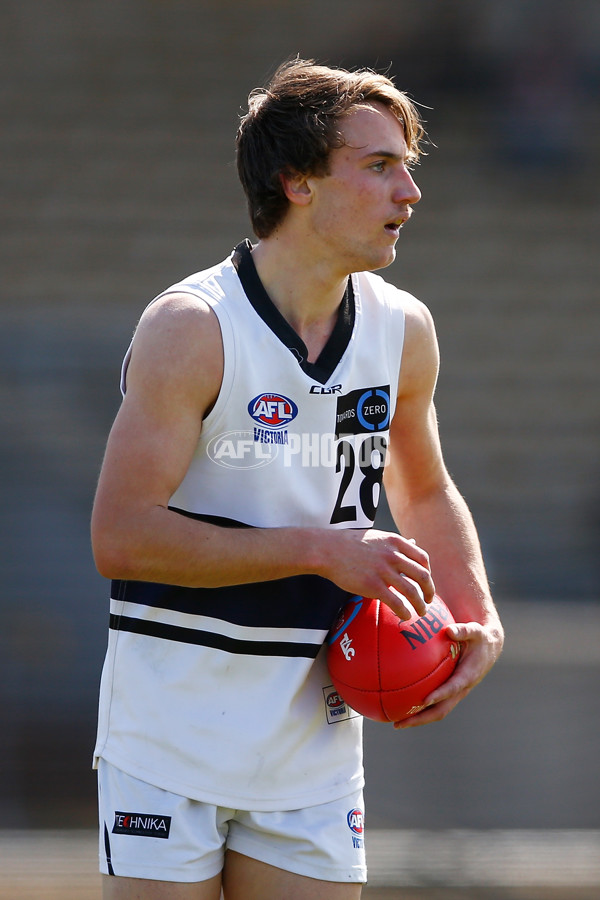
left=132, top=291, right=222, bottom=365
left=397, top=292, right=439, bottom=400
left=401, top=291, right=437, bottom=350
left=125, top=291, right=224, bottom=414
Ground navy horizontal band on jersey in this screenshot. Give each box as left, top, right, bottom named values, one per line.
left=109, top=612, right=324, bottom=658
left=110, top=574, right=349, bottom=631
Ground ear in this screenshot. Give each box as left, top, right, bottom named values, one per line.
left=279, top=170, right=313, bottom=207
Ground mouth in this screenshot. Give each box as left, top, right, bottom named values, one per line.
left=384, top=216, right=409, bottom=237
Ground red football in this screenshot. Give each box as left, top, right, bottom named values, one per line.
left=327, top=594, right=461, bottom=723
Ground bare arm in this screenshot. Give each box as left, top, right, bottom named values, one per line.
left=91, top=292, right=435, bottom=608
left=383, top=297, right=504, bottom=726
left=91, top=293, right=327, bottom=587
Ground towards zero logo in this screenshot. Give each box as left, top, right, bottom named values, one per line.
left=248, top=393, right=298, bottom=429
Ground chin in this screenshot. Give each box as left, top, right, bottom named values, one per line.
left=367, top=248, right=397, bottom=272
left=342, top=241, right=396, bottom=275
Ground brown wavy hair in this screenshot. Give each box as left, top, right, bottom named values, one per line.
left=236, top=58, right=426, bottom=238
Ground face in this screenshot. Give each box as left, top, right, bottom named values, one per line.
left=305, top=103, right=421, bottom=275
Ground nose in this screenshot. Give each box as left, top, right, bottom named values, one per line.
left=394, top=167, right=421, bottom=206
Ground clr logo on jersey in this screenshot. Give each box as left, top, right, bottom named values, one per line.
left=309, top=384, right=342, bottom=394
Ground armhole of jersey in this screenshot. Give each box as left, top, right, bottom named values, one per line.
left=385, top=283, right=406, bottom=410
left=197, top=298, right=235, bottom=429
left=355, top=272, right=406, bottom=411
left=350, top=272, right=361, bottom=328
left=118, top=289, right=236, bottom=426
left=119, top=343, right=133, bottom=396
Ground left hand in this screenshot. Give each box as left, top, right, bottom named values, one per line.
left=394, top=619, right=504, bottom=729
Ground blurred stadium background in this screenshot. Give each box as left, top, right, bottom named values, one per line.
left=1, top=0, right=599, bottom=895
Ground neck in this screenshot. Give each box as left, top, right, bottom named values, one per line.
left=251, top=235, right=349, bottom=336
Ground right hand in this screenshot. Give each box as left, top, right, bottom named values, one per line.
left=320, top=528, right=435, bottom=619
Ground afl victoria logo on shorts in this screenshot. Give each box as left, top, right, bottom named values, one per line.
left=347, top=808, right=365, bottom=848
left=347, top=808, right=364, bottom=835
left=248, top=393, right=298, bottom=429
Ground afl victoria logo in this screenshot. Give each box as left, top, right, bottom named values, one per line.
left=326, top=690, right=345, bottom=710
left=248, top=393, right=298, bottom=429
left=347, top=808, right=364, bottom=834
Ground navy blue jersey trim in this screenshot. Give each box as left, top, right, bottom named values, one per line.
left=104, top=823, right=115, bottom=876
left=167, top=507, right=250, bottom=528
left=232, top=240, right=354, bottom=385
left=109, top=614, right=322, bottom=658
left=111, top=575, right=349, bottom=632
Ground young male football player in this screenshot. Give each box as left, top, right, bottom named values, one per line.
left=92, top=58, right=504, bottom=899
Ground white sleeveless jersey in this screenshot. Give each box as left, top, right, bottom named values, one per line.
left=94, top=241, right=409, bottom=810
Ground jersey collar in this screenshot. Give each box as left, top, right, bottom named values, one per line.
left=232, top=239, right=355, bottom=386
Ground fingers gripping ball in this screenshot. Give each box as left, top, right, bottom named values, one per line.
left=327, top=595, right=461, bottom=723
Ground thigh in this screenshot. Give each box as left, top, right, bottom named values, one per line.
left=225, top=791, right=366, bottom=885
left=102, top=873, right=221, bottom=900
left=222, top=851, right=362, bottom=900
left=97, top=759, right=229, bottom=884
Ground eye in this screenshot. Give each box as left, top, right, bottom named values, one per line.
left=370, top=160, right=387, bottom=173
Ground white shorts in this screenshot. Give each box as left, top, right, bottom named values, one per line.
left=97, top=759, right=367, bottom=884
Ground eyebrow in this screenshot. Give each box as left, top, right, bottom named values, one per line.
left=362, top=149, right=407, bottom=163
left=365, top=150, right=400, bottom=158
